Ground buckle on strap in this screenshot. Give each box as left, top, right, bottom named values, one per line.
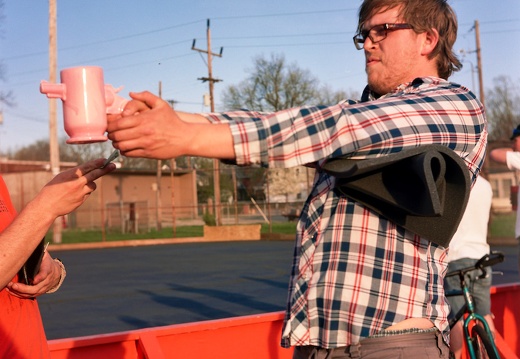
left=348, top=342, right=361, bottom=358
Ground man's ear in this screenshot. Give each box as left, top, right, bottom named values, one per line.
left=421, top=28, right=439, bottom=56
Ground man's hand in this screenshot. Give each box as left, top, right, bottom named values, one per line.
left=6, top=253, right=62, bottom=298
left=107, top=91, right=235, bottom=160
left=32, top=158, right=116, bottom=219
left=107, top=91, right=191, bottom=159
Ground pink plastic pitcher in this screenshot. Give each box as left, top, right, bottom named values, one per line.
left=40, top=66, right=127, bottom=144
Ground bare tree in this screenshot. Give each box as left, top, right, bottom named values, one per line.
left=0, top=0, right=14, bottom=108
left=486, top=76, right=520, bottom=141
left=12, top=136, right=171, bottom=170
left=0, top=64, right=13, bottom=107
left=267, top=167, right=308, bottom=204
left=11, top=140, right=52, bottom=162
left=220, top=53, right=357, bottom=203
left=12, top=138, right=113, bottom=163
left=317, top=85, right=359, bottom=106
left=221, top=53, right=321, bottom=111
left=221, top=53, right=359, bottom=111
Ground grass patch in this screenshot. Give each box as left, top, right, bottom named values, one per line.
left=47, top=212, right=515, bottom=245
left=54, top=223, right=299, bottom=244
left=490, top=212, right=516, bottom=238
left=55, top=226, right=203, bottom=244
left=261, top=222, right=297, bottom=234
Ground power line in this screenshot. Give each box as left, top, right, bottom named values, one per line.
left=4, top=8, right=358, bottom=62
left=213, top=31, right=351, bottom=41
left=2, top=109, right=47, bottom=123
left=212, top=8, right=358, bottom=21
left=226, top=41, right=348, bottom=49
left=3, top=19, right=205, bottom=61
left=8, top=51, right=196, bottom=80
left=4, top=7, right=519, bottom=63
left=4, top=16, right=518, bottom=78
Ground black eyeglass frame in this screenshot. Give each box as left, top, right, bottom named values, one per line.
left=353, top=23, right=413, bottom=50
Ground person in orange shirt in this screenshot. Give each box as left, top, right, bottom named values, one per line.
left=0, top=158, right=115, bottom=359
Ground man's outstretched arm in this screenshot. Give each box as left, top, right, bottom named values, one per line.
left=489, top=147, right=511, bottom=164
left=107, top=91, right=235, bottom=160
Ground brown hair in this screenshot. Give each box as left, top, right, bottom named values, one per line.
left=357, top=0, right=462, bottom=79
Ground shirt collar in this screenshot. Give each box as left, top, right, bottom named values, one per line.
left=361, top=77, right=447, bottom=102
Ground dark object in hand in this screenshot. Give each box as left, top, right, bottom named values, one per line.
left=18, top=238, right=46, bottom=285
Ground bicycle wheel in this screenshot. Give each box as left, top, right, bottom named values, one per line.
left=470, top=324, right=499, bottom=359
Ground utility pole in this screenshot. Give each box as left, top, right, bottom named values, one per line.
left=474, top=19, right=488, bottom=176
left=474, top=20, right=485, bottom=108
left=48, top=0, right=62, bottom=243
left=156, top=81, right=163, bottom=231
left=166, top=99, right=178, bottom=237
left=192, top=19, right=224, bottom=226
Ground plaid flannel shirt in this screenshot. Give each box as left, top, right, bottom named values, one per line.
left=204, top=77, right=487, bottom=348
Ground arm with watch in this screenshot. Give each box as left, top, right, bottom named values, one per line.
left=8, top=255, right=66, bottom=298
left=0, top=158, right=115, bottom=296
left=6, top=239, right=67, bottom=299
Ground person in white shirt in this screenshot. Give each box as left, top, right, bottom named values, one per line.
left=444, top=175, right=494, bottom=359
left=490, top=124, right=520, bottom=275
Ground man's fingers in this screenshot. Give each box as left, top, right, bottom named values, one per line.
left=67, top=158, right=115, bottom=184
left=7, top=282, right=39, bottom=298
left=128, top=91, right=163, bottom=110
left=75, top=158, right=108, bottom=176
left=83, top=163, right=116, bottom=183
left=118, top=91, right=157, bottom=116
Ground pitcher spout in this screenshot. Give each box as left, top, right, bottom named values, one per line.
left=40, top=81, right=66, bottom=100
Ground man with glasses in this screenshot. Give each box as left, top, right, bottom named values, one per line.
left=107, top=0, right=485, bottom=357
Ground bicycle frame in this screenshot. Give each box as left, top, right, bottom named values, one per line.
left=446, top=251, right=504, bottom=359
left=459, top=281, right=500, bottom=358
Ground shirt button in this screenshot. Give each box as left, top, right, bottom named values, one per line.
left=304, top=270, right=312, bottom=280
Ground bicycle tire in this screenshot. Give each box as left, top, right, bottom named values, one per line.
left=470, top=324, right=499, bottom=359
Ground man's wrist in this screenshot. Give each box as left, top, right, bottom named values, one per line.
left=46, top=258, right=66, bottom=294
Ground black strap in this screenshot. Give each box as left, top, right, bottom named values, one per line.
left=321, top=145, right=471, bottom=247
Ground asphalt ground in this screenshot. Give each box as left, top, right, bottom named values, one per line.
left=38, top=240, right=519, bottom=340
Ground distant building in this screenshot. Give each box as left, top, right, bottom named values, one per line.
left=1, top=159, right=198, bottom=232
left=487, top=140, right=517, bottom=213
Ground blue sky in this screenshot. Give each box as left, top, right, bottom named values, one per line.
left=1, top=0, right=519, bottom=152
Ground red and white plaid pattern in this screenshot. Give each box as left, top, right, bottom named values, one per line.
left=204, top=77, right=487, bottom=348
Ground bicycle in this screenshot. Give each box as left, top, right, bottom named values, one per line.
left=445, top=251, right=505, bottom=359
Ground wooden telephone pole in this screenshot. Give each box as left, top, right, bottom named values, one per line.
left=192, top=19, right=224, bottom=226
left=474, top=19, right=488, bottom=176
left=48, top=0, right=62, bottom=243
left=474, top=20, right=485, bottom=108
left=156, top=81, right=163, bottom=231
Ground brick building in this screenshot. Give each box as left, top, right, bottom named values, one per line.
left=0, top=158, right=198, bottom=232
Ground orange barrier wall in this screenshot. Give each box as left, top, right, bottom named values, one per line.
left=48, top=283, right=520, bottom=359
left=48, top=312, right=293, bottom=359
left=489, top=283, right=520, bottom=358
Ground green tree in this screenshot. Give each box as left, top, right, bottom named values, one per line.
left=486, top=76, right=520, bottom=141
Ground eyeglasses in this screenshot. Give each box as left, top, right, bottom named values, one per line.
left=353, top=23, right=413, bottom=50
